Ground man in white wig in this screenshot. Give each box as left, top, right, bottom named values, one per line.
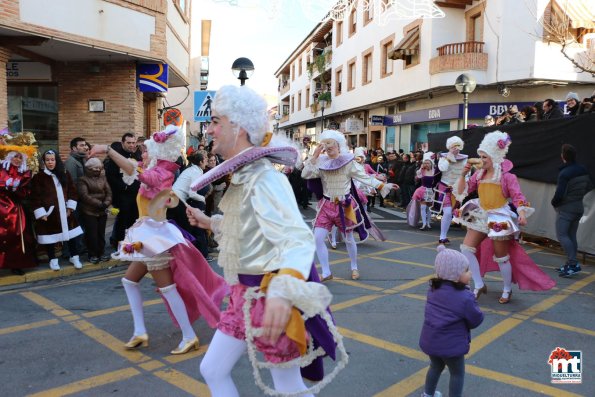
left=301, top=130, right=397, bottom=281
left=187, top=85, right=346, bottom=397
left=435, top=136, right=468, bottom=244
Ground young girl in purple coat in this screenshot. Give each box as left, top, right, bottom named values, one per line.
left=419, top=245, right=484, bottom=397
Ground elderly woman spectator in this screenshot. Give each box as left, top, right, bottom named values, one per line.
left=77, top=158, right=112, bottom=263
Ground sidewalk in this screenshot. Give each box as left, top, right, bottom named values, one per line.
left=0, top=214, right=122, bottom=288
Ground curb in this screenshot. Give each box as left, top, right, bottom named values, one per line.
left=0, top=259, right=128, bottom=287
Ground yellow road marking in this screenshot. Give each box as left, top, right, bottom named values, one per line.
left=70, top=319, right=151, bottom=364
left=331, top=278, right=386, bottom=291
left=386, top=274, right=434, bottom=293
left=466, top=365, right=584, bottom=397
left=153, top=368, right=211, bottom=396
left=468, top=317, right=524, bottom=356
left=27, top=367, right=141, bottom=397
left=0, top=319, right=60, bottom=336
left=331, top=294, right=384, bottom=311
left=374, top=367, right=427, bottom=397
left=0, top=271, right=125, bottom=296
left=21, top=291, right=74, bottom=317
left=532, top=318, right=595, bottom=337
left=139, top=360, right=166, bottom=371
left=339, top=327, right=426, bottom=360
left=83, top=299, right=162, bottom=318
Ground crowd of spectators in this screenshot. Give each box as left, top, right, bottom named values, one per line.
left=1, top=133, right=228, bottom=273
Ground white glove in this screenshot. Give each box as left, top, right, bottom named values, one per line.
left=12, top=178, right=20, bottom=190
left=5, top=177, right=13, bottom=188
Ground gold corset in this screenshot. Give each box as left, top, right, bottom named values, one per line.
left=478, top=182, right=507, bottom=210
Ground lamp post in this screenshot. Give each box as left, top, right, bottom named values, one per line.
left=231, top=57, right=255, bottom=86
left=319, top=99, right=327, bottom=132
left=454, top=73, right=476, bottom=129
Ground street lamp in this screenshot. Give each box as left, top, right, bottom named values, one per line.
left=231, top=57, right=255, bottom=86
left=319, top=99, right=327, bottom=132
left=454, top=73, right=476, bottom=129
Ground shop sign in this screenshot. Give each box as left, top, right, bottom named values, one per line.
left=370, top=115, right=384, bottom=126
left=384, top=104, right=459, bottom=126
left=137, top=63, right=168, bottom=93
left=468, top=102, right=537, bottom=118
left=22, top=97, right=58, bottom=113
left=6, top=62, right=52, bottom=81
left=345, top=118, right=364, bottom=133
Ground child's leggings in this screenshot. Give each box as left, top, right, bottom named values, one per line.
left=424, top=354, right=465, bottom=397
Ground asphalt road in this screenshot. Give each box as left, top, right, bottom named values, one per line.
left=1, top=209, right=593, bottom=397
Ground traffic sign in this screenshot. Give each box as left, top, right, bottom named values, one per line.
left=194, top=91, right=216, bottom=122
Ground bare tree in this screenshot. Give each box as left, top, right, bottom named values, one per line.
left=538, top=1, right=595, bottom=76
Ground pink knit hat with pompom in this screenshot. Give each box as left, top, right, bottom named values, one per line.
left=435, top=245, right=469, bottom=282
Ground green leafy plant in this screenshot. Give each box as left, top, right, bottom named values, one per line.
left=317, top=91, right=331, bottom=103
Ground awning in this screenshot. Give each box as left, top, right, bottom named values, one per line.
left=552, top=0, right=595, bottom=29
left=388, top=26, right=420, bottom=61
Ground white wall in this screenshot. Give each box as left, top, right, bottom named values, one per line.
left=167, top=0, right=190, bottom=48
left=166, top=25, right=190, bottom=78
left=20, top=0, right=155, bottom=51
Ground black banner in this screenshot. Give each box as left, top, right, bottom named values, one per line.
left=428, top=113, right=595, bottom=185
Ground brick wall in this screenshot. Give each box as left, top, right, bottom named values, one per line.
left=54, top=62, right=147, bottom=158
left=0, top=46, right=11, bottom=129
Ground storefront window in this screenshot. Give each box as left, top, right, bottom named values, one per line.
left=411, top=122, right=450, bottom=152
left=8, top=84, right=58, bottom=150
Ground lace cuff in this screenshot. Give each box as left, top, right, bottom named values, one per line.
left=517, top=205, right=535, bottom=219
left=122, top=166, right=139, bottom=186
left=267, top=275, right=332, bottom=318
left=210, top=214, right=224, bottom=240
left=379, top=183, right=392, bottom=198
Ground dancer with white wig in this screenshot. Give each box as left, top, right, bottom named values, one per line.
left=454, top=131, right=555, bottom=303
left=301, top=130, right=397, bottom=281
left=187, top=85, right=346, bottom=397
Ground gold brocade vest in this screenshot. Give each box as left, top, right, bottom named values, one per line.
left=478, top=182, right=507, bottom=210
left=136, top=194, right=150, bottom=217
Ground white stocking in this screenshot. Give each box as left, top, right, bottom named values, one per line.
left=461, top=245, right=484, bottom=289
left=426, top=205, right=432, bottom=228
left=420, top=204, right=427, bottom=226
left=440, top=206, right=453, bottom=240
left=160, top=284, right=197, bottom=345
left=200, top=330, right=246, bottom=397
left=344, top=231, right=358, bottom=270
left=270, top=366, right=313, bottom=396
left=330, top=226, right=337, bottom=245
left=122, top=278, right=146, bottom=336
left=494, top=255, right=513, bottom=296
left=314, top=227, right=331, bottom=277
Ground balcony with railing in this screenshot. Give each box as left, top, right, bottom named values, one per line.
left=278, top=76, right=291, bottom=96
left=429, top=41, right=488, bottom=74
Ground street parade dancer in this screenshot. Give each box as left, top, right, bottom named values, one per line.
left=408, top=151, right=437, bottom=230
left=301, top=130, right=397, bottom=281
left=90, top=124, right=227, bottom=354
left=435, top=136, right=468, bottom=244
left=0, top=131, right=38, bottom=274
left=187, top=85, right=347, bottom=397
left=454, top=131, right=555, bottom=303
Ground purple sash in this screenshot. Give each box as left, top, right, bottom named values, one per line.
left=238, top=264, right=336, bottom=381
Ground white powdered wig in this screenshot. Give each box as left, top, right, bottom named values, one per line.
left=212, top=85, right=269, bottom=146
left=319, top=129, right=349, bottom=154
left=476, top=130, right=512, bottom=182
left=1, top=151, right=28, bottom=173
left=145, top=124, right=185, bottom=169
left=446, top=136, right=464, bottom=150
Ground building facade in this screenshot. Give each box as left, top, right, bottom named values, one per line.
left=1, top=0, right=193, bottom=157
left=275, top=0, right=594, bottom=152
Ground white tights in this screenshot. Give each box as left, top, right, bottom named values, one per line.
left=460, top=245, right=484, bottom=290
left=440, top=206, right=453, bottom=240
left=314, top=227, right=358, bottom=277
left=200, top=330, right=312, bottom=397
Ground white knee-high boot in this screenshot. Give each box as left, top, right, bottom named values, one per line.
left=314, top=227, right=331, bottom=277
left=122, top=278, right=147, bottom=336
left=494, top=255, right=513, bottom=298
left=440, top=206, right=453, bottom=240
left=461, top=244, right=484, bottom=290
left=426, top=205, right=432, bottom=229
left=420, top=204, right=428, bottom=228
left=159, top=284, right=197, bottom=346
left=344, top=232, right=358, bottom=271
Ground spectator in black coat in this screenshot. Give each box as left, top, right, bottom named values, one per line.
left=105, top=133, right=142, bottom=248
left=542, top=99, right=564, bottom=120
